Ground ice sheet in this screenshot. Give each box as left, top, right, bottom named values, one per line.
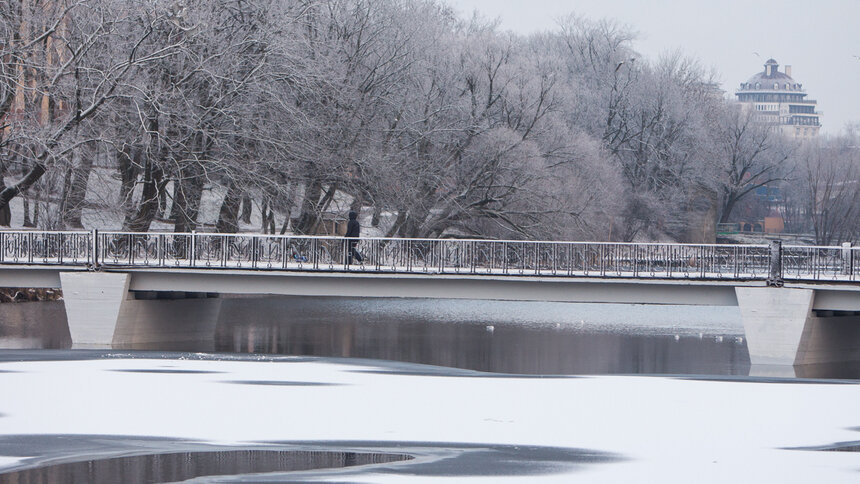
left=0, top=357, right=858, bottom=482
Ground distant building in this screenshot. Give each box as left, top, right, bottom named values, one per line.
left=735, top=59, right=821, bottom=138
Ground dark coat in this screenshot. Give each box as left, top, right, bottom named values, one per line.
left=0, top=202, right=10, bottom=227
left=345, top=211, right=360, bottom=238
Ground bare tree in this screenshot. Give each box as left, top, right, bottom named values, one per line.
left=793, top=136, right=860, bottom=245
left=0, top=0, right=190, bottom=222
left=712, top=105, right=793, bottom=224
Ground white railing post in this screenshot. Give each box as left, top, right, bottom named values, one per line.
left=91, top=229, right=98, bottom=268
left=842, top=242, right=852, bottom=276
left=438, top=240, right=444, bottom=273
left=252, top=234, right=259, bottom=269
left=190, top=230, right=197, bottom=267
left=160, top=233, right=167, bottom=266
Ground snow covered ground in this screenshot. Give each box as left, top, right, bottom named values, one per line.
left=0, top=353, right=858, bottom=482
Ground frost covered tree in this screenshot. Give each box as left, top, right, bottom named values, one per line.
left=0, top=0, right=195, bottom=225
left=1, top=0, right=808, bottom=242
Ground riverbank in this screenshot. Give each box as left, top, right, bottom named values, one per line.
left=0, top=288, right=62, bottom=304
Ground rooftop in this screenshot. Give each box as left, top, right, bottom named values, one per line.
left=737, top=59, right=804, bottom=93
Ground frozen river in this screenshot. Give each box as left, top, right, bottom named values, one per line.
left=0, top=297, right=858, bottom=482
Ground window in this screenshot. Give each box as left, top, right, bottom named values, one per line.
left=755, top=82, right=761, bottom=89
left=774, top=83, right=779, bottom=89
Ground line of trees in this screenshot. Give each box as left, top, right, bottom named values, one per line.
left=1, top=0, right=857, bottom=243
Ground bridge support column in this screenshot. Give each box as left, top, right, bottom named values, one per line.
left=60, top=272, right=223, bottom=349
left=60, top=272, right=131, bottom=348
left=736, top=287, right=860, bottom=366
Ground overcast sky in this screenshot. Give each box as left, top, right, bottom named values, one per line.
left=445, top=0, right=860, bottom=135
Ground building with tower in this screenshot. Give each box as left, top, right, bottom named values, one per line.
left=735, top=59, right=821, bottom=138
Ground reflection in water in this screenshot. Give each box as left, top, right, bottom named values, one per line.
left=7, top=295, right=860, bottom=377
left=219, top=321, right=750, bottom=375
left=0, top=433, right=622, bottom=482
left=0, top=301, right=70, bottom=349
left=214, top=297, right=751, bottom=376
left=0, top=450, right=410, bottom=484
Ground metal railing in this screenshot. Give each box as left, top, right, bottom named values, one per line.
left=93, top=231, right=772, bottom=280
left=783, top=244, right=858, bottom=282
left=0, top=230, right=92, bottom=266
left=1, top=229, right=857, bottom=282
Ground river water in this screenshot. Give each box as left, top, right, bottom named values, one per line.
left=213, top=297, right=752, bottom=376
left=3, top=296, right=860, bottom=378
left=0, top=296, right=750, bottom=375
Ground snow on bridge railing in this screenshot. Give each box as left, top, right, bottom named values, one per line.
left=782, top=244, right=859, bottom=282
left=1, top=229, right=856, bottom=282
left=91, top=231, right=772, bottom=280
left=0, top=230, right=92, bottom=266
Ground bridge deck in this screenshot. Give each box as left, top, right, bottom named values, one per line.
left=3, top=264, right=859, bottom=312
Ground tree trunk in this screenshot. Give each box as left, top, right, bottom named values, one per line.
left=0, top=170, right=9, bottom=227
left=173, top=167, right=204, bottom=233
left=371, top=205, right=381, bottom=227
left=240, top=192, right=253, bottom=224
left=294, top=179, right=323, bottom=235
left=385, top=209, right=408, bottom=238
left=278, top=183, right=296, bottom=235
left=32, top=199, right=40, bottom=228
left=65, top=148, right=94, bottom=229
left=718, top=192, right=738, bottom=224
left=122, top=161, right=163, bottom=232
left=215, top=181, right=242, bottom=233
left=0, top=161, right=46, bottom=219
left=260, top=196, right=275, bottom=234
left=117, top=148, right=138, bottom=215
left=123, top=127, right=163, bottom=233
left=171, top=166, right=204, bottom=259
left=22, top=195, right=33, bottom=227
left=58, top=164, right=75, bottom=228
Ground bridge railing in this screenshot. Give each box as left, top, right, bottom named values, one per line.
left=0, top=230, right=92, bottom=266
left=91, top=231, right=773, bottom=280
left=1, top=229, right=856, bottom=282
left=783, top=244, right=858, bottom=281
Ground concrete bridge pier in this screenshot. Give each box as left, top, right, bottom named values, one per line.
left=736, top=287, right=860, bottom=366
left=59, top=272, right=222, bottom=350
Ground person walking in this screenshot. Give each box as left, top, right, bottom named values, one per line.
left=0, top=202, right=10, bottom=227
left=345, top=211, right=363, bottom=265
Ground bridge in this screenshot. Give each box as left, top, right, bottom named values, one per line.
left=1, top=230, right=858, bottom=368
